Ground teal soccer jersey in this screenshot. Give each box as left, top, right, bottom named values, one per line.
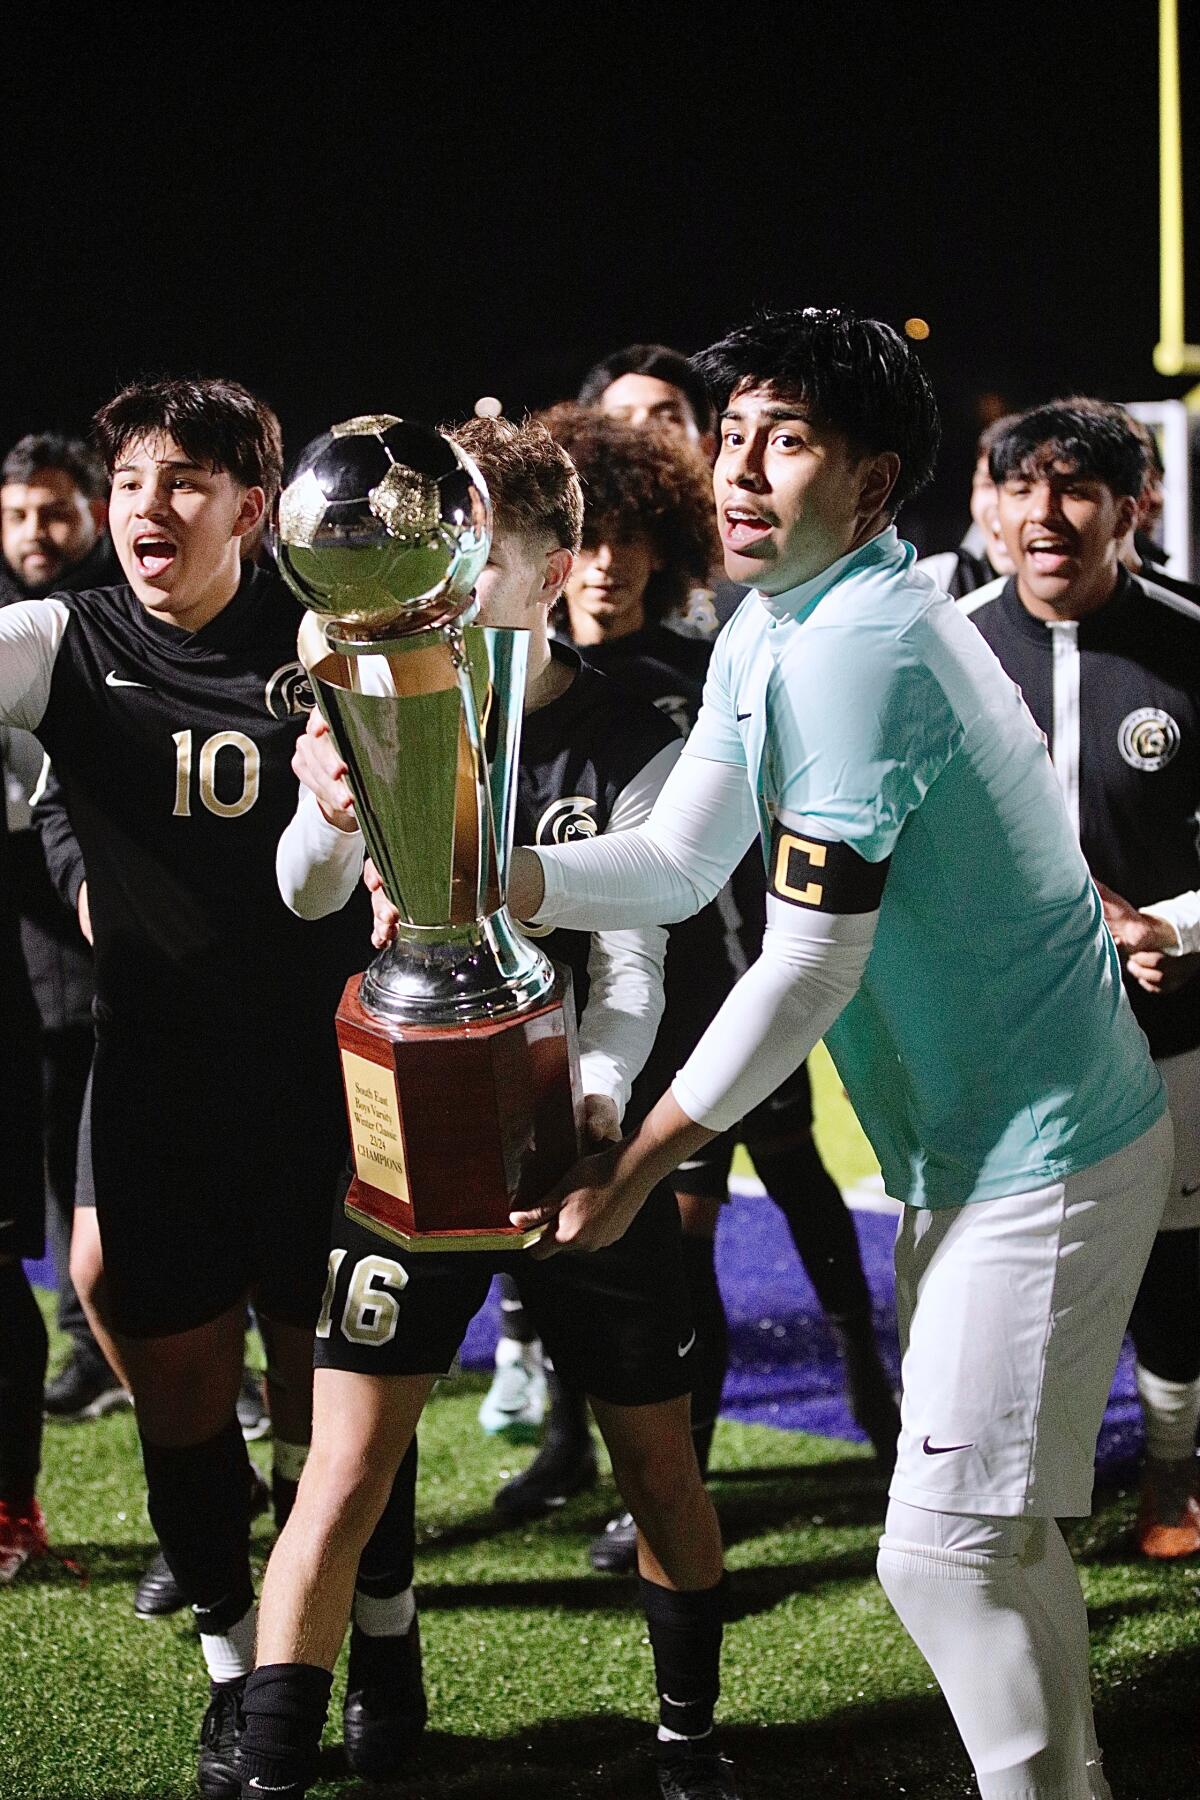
left=686, top=528, right=1165, bottom=1207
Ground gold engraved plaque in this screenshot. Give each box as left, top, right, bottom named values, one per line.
left=342, top=1049, right=410, bottom=1204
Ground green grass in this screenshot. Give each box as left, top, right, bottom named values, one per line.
left=8, top=1077, right=1195, bottom=1798
left=7, top=1356, right=1200, bottom=1799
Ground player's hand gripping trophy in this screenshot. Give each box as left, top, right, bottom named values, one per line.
left=275, top=416, right=582, bottom=1249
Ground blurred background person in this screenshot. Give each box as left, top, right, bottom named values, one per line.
left=916, top=415, right=1017, bottom=597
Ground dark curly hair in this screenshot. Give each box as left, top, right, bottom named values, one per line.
left=94, top=377, right=284, bottom=505
left=535, top=403, right=718, bottom=622
left=988, top=401, right=1147, bottom=499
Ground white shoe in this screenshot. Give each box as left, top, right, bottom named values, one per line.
left=478, top=1337, right=547, bottom=1440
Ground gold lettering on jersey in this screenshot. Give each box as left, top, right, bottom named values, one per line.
left=342, top=1051, right=410, bottom=1204
left=774, top=833, right=826, bottom=906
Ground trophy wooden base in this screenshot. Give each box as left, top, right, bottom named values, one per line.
left=335, top=968, right=583, bottom=1252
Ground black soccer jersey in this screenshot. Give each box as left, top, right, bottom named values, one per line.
left=965, top=569, right=1200, bottom=1058
left=0, top=563, right=368, bottom=1042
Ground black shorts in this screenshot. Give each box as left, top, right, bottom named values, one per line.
left=314, top=1181, right=695, bottom=1408
left=90, top=1029, right=348, bottom=1339
left=674, top=1060, right=814, bottom=1201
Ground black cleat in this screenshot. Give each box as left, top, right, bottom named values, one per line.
left=342, top=1619, right=429, bottom=1779
left=588, top=1509, right=638, bottom=1575
left=656, top=1739, right=740, bottom=1800
left=43, top=1352, right=131, bottom=1422
left=493, top=1436, right=598, bottom=1522
left=198, top=1676, right=245, bottom=1798
left=135, top=1550, right=186, bottom=1618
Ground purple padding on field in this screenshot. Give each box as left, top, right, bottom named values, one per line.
left=458, top=1190, right=1142, bottom=1478
left=29, top=1191, right=1139, bottom=1477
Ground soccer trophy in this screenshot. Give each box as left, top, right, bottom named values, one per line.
left=275, top=416, right=582, bottom=1250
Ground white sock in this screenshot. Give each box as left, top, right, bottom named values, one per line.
left=353, top=1583, right=416, bottom=1638
left=198, top=1602, right=257, bottom=1683
left=657, top=1724, right=713, bottom=1745
left=1135, top=1363, right=1200, bottom=1466
left=878, top=1503, right=1097, bottom=1800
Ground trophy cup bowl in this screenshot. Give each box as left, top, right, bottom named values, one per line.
left=274, top=417, right=582, bottom=1252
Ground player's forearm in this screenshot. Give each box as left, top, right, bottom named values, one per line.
left=521, top=753, right=757, bottom=932
left=670, top=907, right=875, bottom=1133
left=576, top=925, right=668, bottom=1120
left=276, top=788, right=365, bottom=918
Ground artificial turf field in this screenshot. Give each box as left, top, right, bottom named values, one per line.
left=7, top=1052, right=1200, bottom=1799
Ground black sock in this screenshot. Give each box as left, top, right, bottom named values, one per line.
left=497, top=1271, right=537, bottom=1345
left=139, top=1417, right=253, bottom=1628
left=356, top=1439, right=417, bottom=1599
left=640, top=1574, right=726, bottom=1741
left=755, top=1137, right=872, bottom=1321
left=1130, top=1227, right=1200, bottom=1382
left=272, top=1472, right=298, bottom=1531
left=680, top=1235, right=727, bottom=1482
left=543, top=1369, right=591, bottom=1454
left=0, top=1263, right=48, bottom=1509
left=240, top=1663, right=333, bottom=1794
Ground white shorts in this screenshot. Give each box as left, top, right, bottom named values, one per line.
left=890, top=1112, right=1173, bottom=1519
left=1158, top=1045, right=1200, bottom=1231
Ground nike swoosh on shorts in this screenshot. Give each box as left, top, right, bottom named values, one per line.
left=677, top=1330, right=697, bottom=1358
left=922, top=1436, right=975, bottom=1455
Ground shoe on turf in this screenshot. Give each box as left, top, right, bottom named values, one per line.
left=478, top=1336, right=547, bottom=1441
left=198, top=1675, right=246, bottom=1799
left=588, top=1509, right=638, bottom=1575
left=656, top=1737, right=740, bottom=1799
left=343, top=1618, right=429, bottom=1779
left=493, top=1433, right=598, bottom=1522
left=237, top=1368, right=270, bottom=1442
left=134, top=1549, right=186, bottom=1617
left=0, top=1498, right=50, bottom=1584
left=43, top=1351, right=131, bottom=1422
left=1137, top=1456, right=1200, bottom=1559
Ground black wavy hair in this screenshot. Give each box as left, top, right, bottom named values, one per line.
left=691, top=307, right=940, bottom=513
left=577, top=343, right=714, bottom=437
left=2, top=432, right=107, bottom=499
left=988, top=402, right=1147, bottom=499
left=93, top=377, right=284, bottom=504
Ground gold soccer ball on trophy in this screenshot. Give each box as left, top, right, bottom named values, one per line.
left=273, top=415, right=491, bottom=645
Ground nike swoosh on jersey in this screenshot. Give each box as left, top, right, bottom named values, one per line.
left=677, top=1329, right=697, bottom=1358
left=105, top=671, right=149, bottom=689
left=922, top=1436, right=975, bottom=1455
left=0, top=1219, right=14, bottom=1230
left=737, top=711, right=752, bottom=721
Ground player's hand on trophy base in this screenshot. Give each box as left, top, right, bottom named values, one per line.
left=364, top=859, right=401, bottom=949
left=294, top=709, right=358, bottom=832
left=514, top=1139, right=653, bottom=1259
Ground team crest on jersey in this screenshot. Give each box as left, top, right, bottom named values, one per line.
left=265, top=661, right=315, bottom=720
left=653, top=693, right=693, bottom=739
left=1118, top=706, right=1179, bottom=772
left=536, top=797, right=598, bottom=844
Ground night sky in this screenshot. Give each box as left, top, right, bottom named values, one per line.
left=5, top=5, right=1197, bottom=539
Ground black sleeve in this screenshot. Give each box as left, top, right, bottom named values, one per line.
left=32, top=765, right=86, bottom=909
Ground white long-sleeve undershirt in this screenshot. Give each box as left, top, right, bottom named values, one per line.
left=533, top=753, right=759, bottom=930
left=0, top=598, right=70, bottom=731
left=671, top=898, right=876, bottom=1131
left=1143, top=891, right=1200, bottom=956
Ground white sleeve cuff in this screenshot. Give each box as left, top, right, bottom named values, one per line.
left=276, top=787, right=365, bottom=917
left=1142, top=894, right=1200, bottom=956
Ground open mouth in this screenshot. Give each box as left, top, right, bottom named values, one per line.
left=133, top=535, right=178, bottom=579
left=722, top=507, right=774, bottom=551
left=1024, top=536, right=1075, bottom=576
